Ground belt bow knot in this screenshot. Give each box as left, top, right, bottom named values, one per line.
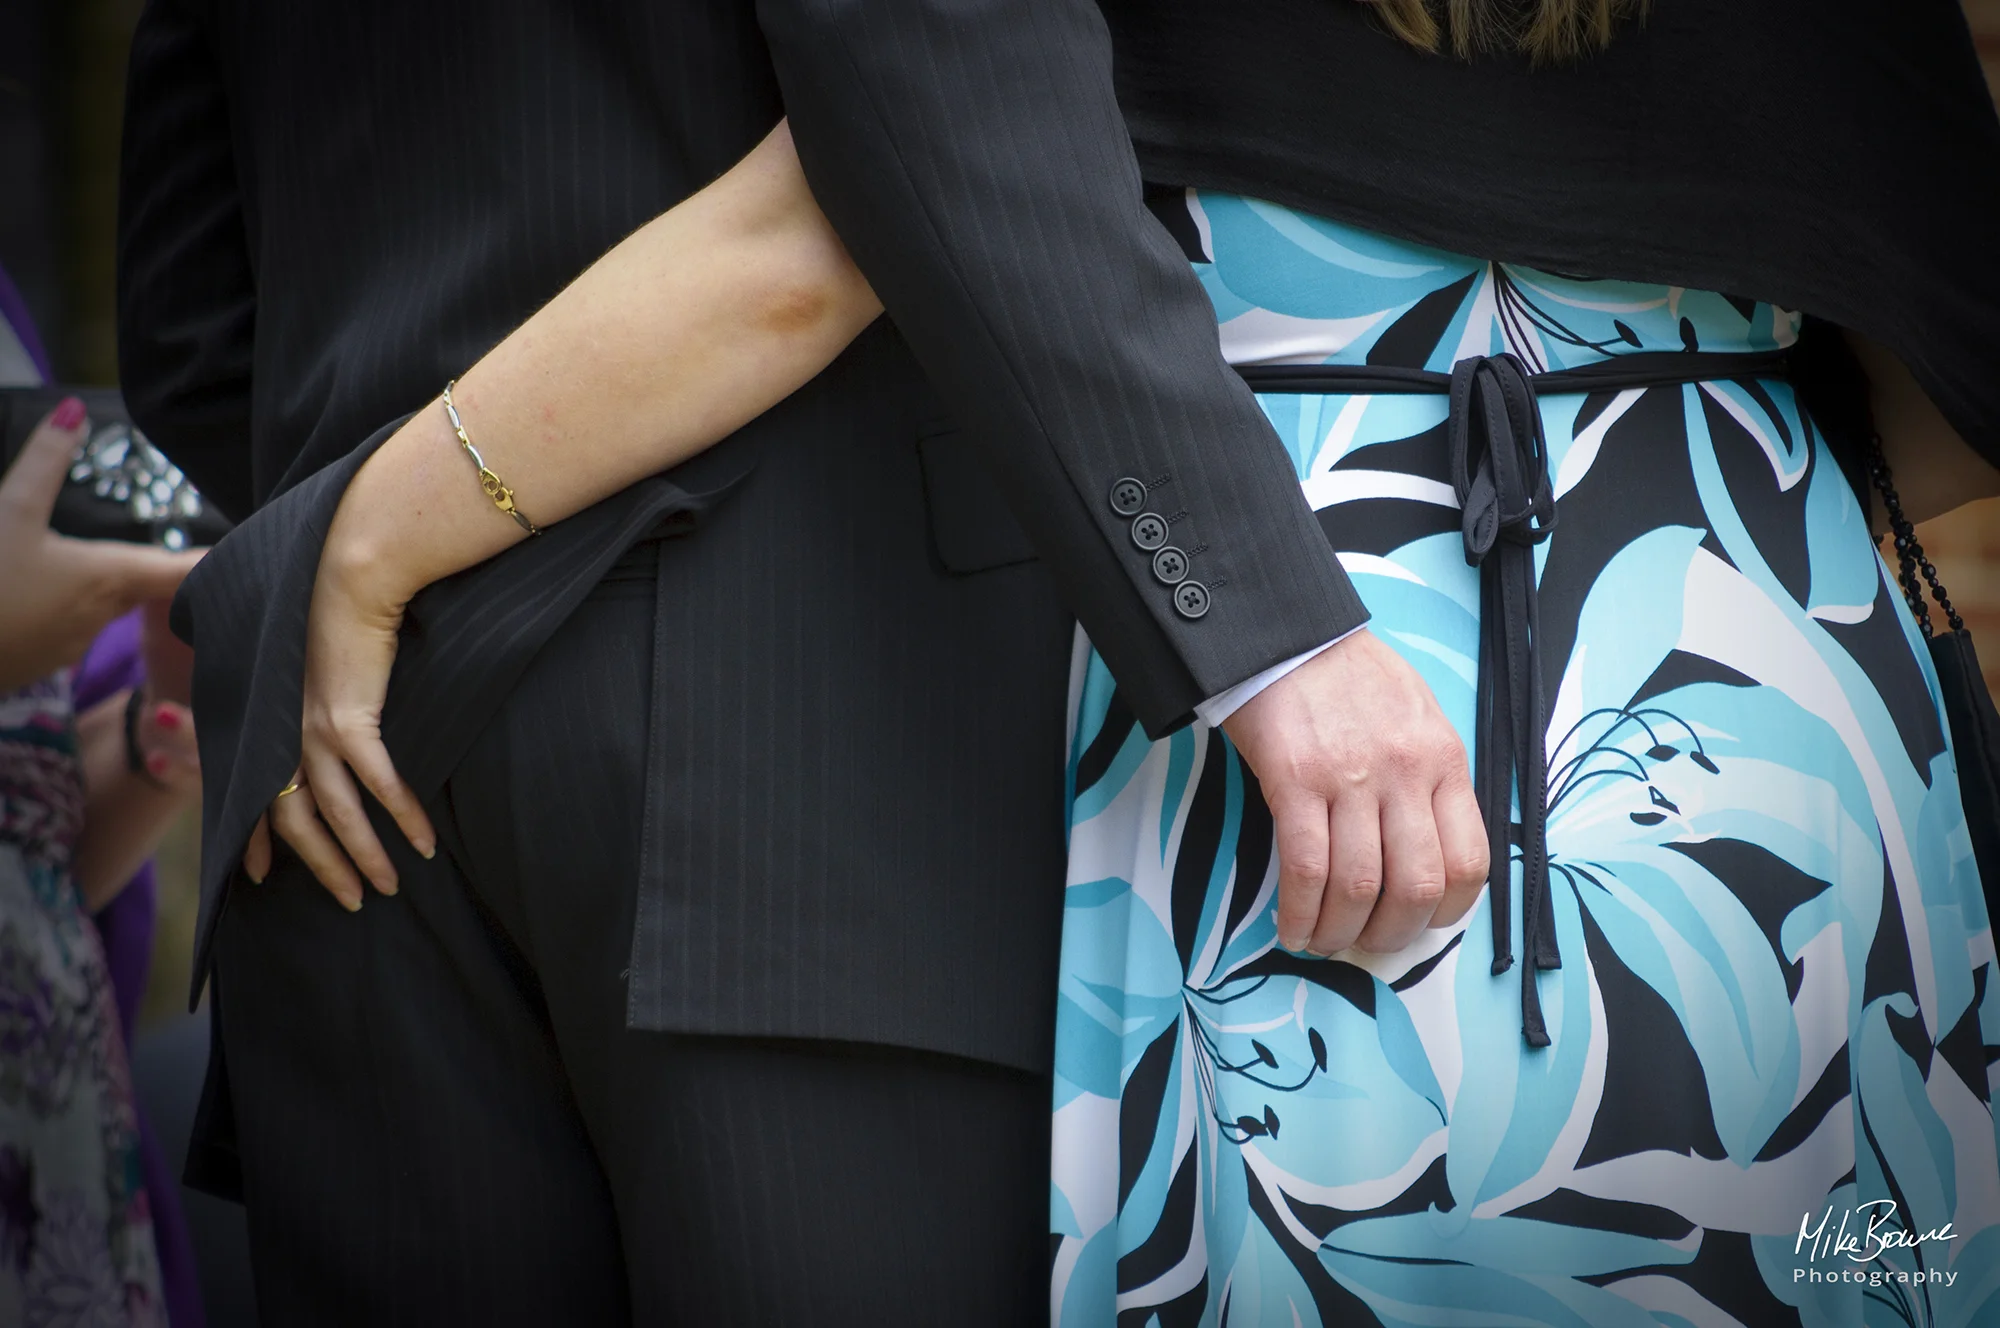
left=1449, top=353, right=1559, bottom=1048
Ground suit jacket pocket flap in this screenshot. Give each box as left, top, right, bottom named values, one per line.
left=917, top=426, right=1036, bottom=574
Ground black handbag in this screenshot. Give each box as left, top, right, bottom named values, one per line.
left=1866, top=439, right=2000, bottom=914
left=0, top=385, right=230, bottom=550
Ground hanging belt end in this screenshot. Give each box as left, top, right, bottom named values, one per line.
left=1521, top=961, right=1552, bottom=1048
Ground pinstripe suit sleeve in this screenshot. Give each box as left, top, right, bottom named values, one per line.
left=755, top=0, right=1369, bottom=736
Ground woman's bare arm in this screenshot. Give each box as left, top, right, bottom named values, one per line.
left=1847, top=332, right=2000, bottom=528
left=251, top=120, right=885, bottom=903
left=327, top=120, right=881, bottom=606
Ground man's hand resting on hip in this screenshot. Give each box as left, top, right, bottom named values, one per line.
left=1222, top=628, right=1489, bottom=957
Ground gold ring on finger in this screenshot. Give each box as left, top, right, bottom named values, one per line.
left=276, top=781, right=303, bottom=799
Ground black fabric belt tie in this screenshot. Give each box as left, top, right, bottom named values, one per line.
left=1450, top=354, right=1560, bottom=1045
left=1238, top=348, right=1794, bottom=1047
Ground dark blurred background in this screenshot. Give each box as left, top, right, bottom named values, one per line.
left=3, top=0, right=133, bottom=384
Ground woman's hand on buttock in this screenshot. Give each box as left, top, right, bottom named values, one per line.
left=1222, top=629, right=1488, bottom=958
left=242, top=501, right=437, bottom=908
left=228, top=118, right=887, bottom=902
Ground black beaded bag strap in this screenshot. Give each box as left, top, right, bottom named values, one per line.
left=1865, top=433, right=2000, bottom=911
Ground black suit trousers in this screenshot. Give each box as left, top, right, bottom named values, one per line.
left=203, top=570, right=1051, bottom=1325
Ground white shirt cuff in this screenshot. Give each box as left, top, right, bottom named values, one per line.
left=1193, top=624, right=1367, bottom=729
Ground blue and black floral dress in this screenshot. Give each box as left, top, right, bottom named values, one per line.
left=1051, top=191, right=2000, bottom=1327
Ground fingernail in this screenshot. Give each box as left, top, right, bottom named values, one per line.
left=154, top=706, right=180, bottom=731
left=247, top=868, right=265, bottom=885
left=146, top=752, right=170, bottom=776
left=342, top=893, right=363, bottom=913
left=416, top=840, right=436, bottom=860
left=51, top=396, right=86, bottom=431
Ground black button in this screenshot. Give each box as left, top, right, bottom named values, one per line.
left=1109, top=478, right=1148, bottom=517
left=1152, top=546, right=1189, bottom=584
left=1130, top=513, right=1170, bottom=551
left=1172, top=581, right=1211, bottom=620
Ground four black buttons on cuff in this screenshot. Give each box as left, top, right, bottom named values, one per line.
left=1110, top=477, right=1210, bottom=621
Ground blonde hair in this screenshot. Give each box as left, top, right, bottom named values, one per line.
left=1364, top=0, right=1645, bottom=62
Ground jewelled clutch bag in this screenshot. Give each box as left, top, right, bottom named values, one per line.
left=0, top=386, right=230, bottom=550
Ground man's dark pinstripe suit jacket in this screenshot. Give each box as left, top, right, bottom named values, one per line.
left=118, top=0, right=1366, bottom=1075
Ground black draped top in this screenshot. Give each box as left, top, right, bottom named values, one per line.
left=1101, top=0, right=2000, bottom=468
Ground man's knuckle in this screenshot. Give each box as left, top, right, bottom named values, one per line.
left=1382, top=736, right=1423, bottom=771
left=1287, top=752, right=1338, bottom=792
left=1286, top=853, right=1330, bottom=883
left=1401, top=876, right=1449, bottom=909
left=1447, top=846, right=1490, bottom=881
left=1336, top=875, right=1382, bottom=909
left=1428, top=732, right=1467, bottom=768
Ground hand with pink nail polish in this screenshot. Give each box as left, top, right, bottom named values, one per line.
left=0, top=400, right=206, bottom=692
left=136, top=697, right=202, bottom=797
left=71, top=685, right=201, bottom=909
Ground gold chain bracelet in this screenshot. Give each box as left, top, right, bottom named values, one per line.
left=441, top=380, right=540, bottom=536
